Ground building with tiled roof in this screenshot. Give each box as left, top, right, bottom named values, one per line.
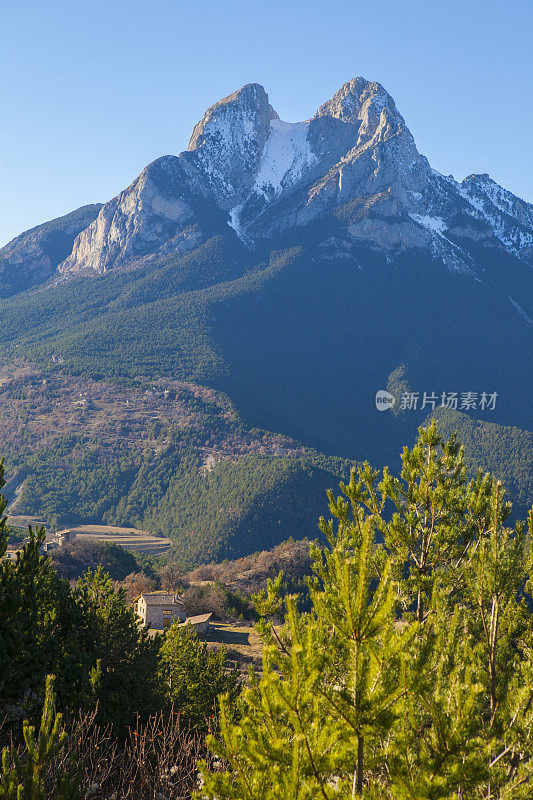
left=133, top=592, right=186, bottom=629
left=179, top=612, right=212, bottom=635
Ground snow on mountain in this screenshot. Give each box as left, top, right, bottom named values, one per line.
left=253, top=119, right=316, bottom=197
left=456, top=174, right=533, bottom=261
left=508, top=295, right=533, bottom=326
left=227, top=203, right=245, bottom=237
left=53, top=78, right=533, bottom=277
left=185, top=83, right=277, bottom=208
left=409, top=215, right=447, bottom=233
left=4, top=76, right=532, bottom=288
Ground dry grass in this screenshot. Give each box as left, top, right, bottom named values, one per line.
left=3, top=706, right=210, bottom=799
left=207, top=623, right=267, bottom=676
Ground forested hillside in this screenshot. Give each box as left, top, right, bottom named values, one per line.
left=0, top=235, right=531, bottom=469
left=2, top=356, right=532, bottom=563
left=0, top=361, right=350, bottom=563
left=429, top=407, right=533, bottom=511
left=4, top=425, right=533, bottom=798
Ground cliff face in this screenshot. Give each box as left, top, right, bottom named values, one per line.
left=4, top=77, right=533, bottom=291
left=0, top=204, right=101, bottom=296
left=55, top=77, right=533, bottom=282
left=58, top=158, right=202, bottom=277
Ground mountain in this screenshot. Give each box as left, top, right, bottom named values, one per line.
left=48, top=78, right=532, bottom=280
left=0, top=362, right=350, bottom=562
left=0, top=77, right=531, bottom=557
left=3, top=77, right=532, bottom=293
left=0, top=204, right=102, bottom=296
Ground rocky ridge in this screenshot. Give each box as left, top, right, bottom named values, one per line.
left=2, top=77, right=533, bottom=290
left=0, top=204, right=101, bottom=296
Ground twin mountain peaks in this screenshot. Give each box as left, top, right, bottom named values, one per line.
left=2, top=76, right=532, bottom=295
left=1, top=77, right=532, bottom=471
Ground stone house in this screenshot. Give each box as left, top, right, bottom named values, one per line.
left=3, top=549, right=22, bottom=563
left=21, top=537, right=58, bottom=554
left=55, top=529, right=76, bottom=547
left=134, top=592, right=186, bottom=629
left=179, top=612, right=212, bottom=636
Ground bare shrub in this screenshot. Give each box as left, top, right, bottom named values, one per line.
left=187, top=564, right=220, bottom=582
left=183, top=539, right=313, bottom=589
left=120, top=571, right=158, bottom=603
left=182, top=583, right=228, bottom=619
left=159, top=563, right=188, bottom=593
left=1, top=706, right=211, bottom=799
left=65, top=707, right=210, bottom=799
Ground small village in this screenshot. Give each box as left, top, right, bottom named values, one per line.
left=3, top=526, right=77, bottom=561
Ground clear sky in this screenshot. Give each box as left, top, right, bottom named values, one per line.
left=1, top=0, right=532, bottom=247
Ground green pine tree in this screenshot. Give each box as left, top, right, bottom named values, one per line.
left=0, top=521, right=89, bottom=719
left=0, top=675, right=82, bottom=800
left=200, top=515, right=416, bottom=798
left=199, top=426, right=533, bottom=799
left=462, top=484, right=533, bottom=796
left=74, top=566, right=164, bottom=729
left=159, top=621, right=240, bottom=729
left=345, top=422, right=473, bottom=621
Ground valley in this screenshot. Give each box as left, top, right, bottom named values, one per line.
left=0, top=77, right=531, bottom=563
left=0, top=358, right=350, bottom=562
left=1, top=19, right=532, bottom=792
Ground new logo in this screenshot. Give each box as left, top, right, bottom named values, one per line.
left=375, top=390, right=396, bottom=411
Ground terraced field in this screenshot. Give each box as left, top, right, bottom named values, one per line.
left=66, top=524, right=172, bottom=555
left=6, top=516, right=172, bottom=556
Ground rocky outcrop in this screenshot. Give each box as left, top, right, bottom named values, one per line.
left=185, top=83, right=278, bottom=208
left=0, top=204, right=101, bottom=296
left=57, top=157, right=210, bottom=278
left=4, top=77, right=533, bottom=288
left=454, top=173, right=533, bottom=261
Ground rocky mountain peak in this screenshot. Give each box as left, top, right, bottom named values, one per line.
left=308, top=77, right=406, bottom=156
left=314, top=77, right=399, bottom=124
left=456, top=172, right=533, bottom=262
left=185, top=83, right=278, bottom=208
left=187, top=83, right=276, bottom=151
left=5, top=76, right=532, bottom=291
left=464, top=173, right=491, bottom=183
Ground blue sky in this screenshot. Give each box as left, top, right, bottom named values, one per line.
left=1, top=0, right=532, bottom=247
